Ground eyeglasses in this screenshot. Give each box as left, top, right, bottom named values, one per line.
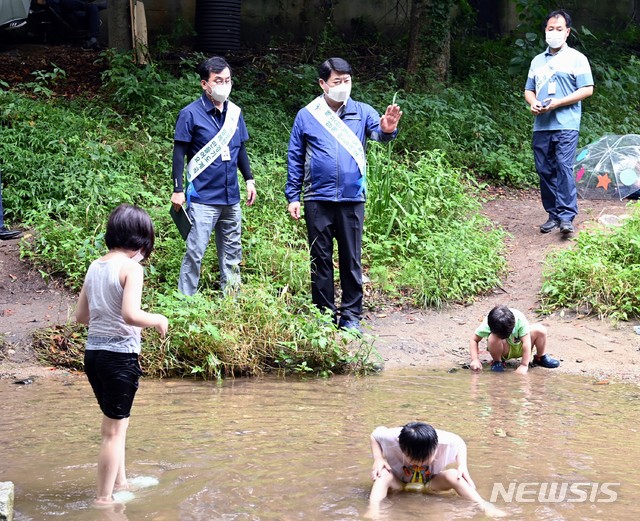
left=209, top=78, right=233, bottom=86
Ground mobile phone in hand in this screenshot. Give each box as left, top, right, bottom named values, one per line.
left=541, top=98, right=552, bottom=107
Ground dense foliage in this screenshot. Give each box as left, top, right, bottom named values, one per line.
left=540, top=207, right=640, bottom=320
left=1, top=18, right=639, bottom=376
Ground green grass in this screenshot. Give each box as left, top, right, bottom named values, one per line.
left=3, top=30, right=640, bottom=376
left=540, top=204, right=640, bottom=320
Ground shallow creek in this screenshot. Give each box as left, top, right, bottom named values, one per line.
left=1, top=369, right=638, bottom=520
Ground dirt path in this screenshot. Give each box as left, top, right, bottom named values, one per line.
left=1, top=191, right=639, bottom=382
left=369, top=189, right=640, bottom=383
left=0, top=234, right=75, bottom=379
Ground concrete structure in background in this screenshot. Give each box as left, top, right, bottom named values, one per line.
left=136, top=0, right=638, bottom=46
left=494, top=0, right=638, bottom=36
left=0, top=481, right=14, bottom=521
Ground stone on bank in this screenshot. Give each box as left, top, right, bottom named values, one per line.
left=0, top=482, right=14, bottom=521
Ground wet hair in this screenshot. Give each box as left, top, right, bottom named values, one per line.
left=545, top=9, right=572, bottom=28
left=104, top=204, right=155, bottom=260
left=398, top=422, right=438, bottom=463
left=487, top=305, right=515, bottom=339
left=318, top=57, right=352, bottom=81
left=198, top=56, right=232, bottom=81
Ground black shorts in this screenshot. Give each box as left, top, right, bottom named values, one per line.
left=84, top=350, right=143, bottom=420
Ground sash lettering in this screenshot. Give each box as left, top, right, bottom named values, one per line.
left=305, top=96, right=367, bottom=194
left=187, top=101, right=241, bottom=183
left=534, top=53, right=562, bottom=93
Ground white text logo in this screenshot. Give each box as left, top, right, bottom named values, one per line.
left=489, top=482, right=620, bottom=503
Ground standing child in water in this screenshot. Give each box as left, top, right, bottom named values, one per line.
left=368, top=422, right=505, bottom=518
left=75, top=204, right=168, bottom=506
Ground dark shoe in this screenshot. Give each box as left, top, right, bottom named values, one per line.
left=490, top=360, right=506, bottom=372
left=540, top=218, right=559, bottom=234
left=559, top=221, right=575, bottom=234
left=0, top=228, right=22, bottom=240
left=338, top=318, right=362, bottom=334
left=533, top=354, right=560, bottom=368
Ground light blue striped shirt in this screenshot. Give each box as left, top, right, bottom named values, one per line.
left=525, top=44, right=593, bottom=132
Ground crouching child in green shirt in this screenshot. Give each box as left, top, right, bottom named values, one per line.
left=469, top=305, right=560, bottom=374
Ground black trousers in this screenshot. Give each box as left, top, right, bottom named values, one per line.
left=304, top=200, right=364, bottom=322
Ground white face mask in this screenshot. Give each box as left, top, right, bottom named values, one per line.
left=132, top=250, right=144, bottom=263
left=210, top=82, right=232, bottom=103
left=325, top=82, right=351, bottom=104
left=545, top=30, right=567, bottom=50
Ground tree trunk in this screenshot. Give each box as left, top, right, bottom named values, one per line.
left=107, top=0, right=133, bottom=51
left=405, top=0, right=453, bottom=89
left=406, top=0, right=426, bottom=82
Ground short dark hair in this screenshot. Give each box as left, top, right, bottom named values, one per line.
left=487, top=305, right=515, bottom=339
left=545, top=9, right=572, bottom=28
left=318, top=57, right=352, bottom=81
left=198, top=56, right=232, bottom=81
left=104, top=204, right=155, bottom=260
left=398, top=422, right=438, bottom=463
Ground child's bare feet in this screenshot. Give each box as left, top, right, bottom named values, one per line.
left=112, top=482, right=129, bottom=493
left=92, top=500, right=127, bottom=519
left=93, top=497, right=119, bottom=509
left=111, top=475, right=158, bottom=495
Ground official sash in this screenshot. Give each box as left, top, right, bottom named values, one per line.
left=534, top=52, right=562, bottom=93
left=305, top=96, right=367, bottom=194
left=186, top=101, right=241, bottom=183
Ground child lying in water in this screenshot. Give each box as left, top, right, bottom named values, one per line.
left=368, top=422, right=505, bottom=518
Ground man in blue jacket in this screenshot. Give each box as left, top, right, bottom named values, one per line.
left=286, top=57, right=402, bottom=332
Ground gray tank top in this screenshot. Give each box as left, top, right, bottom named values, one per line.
left=85, top=255, right=142, bottom=354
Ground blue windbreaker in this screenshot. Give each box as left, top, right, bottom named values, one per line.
left=285, top=97, right=396, bottom=203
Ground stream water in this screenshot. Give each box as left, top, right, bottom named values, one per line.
left=1, top=369, right=639, bottom=520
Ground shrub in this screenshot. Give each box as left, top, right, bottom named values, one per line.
left=540, top=203, right=640, bottom=320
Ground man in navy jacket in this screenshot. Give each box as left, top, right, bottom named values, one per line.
left=172, top=57, right=256, bottom=296
left=286, top=57, right=402, bottom=332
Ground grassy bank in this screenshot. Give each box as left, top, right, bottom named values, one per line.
left=2, top=30, right=639, bottom=376
left=540, top=205, right=640, bottom=320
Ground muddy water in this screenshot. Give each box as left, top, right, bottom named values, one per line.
left=1, top=370, right=639, bottom=520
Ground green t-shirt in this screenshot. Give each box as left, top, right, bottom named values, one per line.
left=475, top=308, right=530, bottom=347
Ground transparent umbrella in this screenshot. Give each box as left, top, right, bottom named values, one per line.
left=0, top=0, right=30, bottom=30
left=574, top=134, right=640, bottom=200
